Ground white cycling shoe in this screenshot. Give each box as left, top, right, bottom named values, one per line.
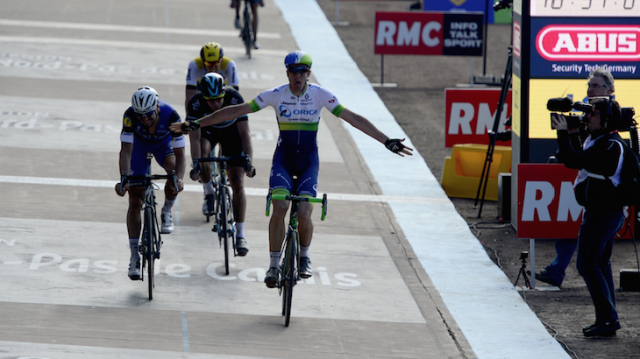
left=161, top=212, right=174, bottom=234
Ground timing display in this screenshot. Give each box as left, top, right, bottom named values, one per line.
left=532, top=0, right=640, bottom=17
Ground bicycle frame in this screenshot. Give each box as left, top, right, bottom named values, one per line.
left=193, top=155, right=249, bottom=275
left=121, top=155, right=177, bottom=300
left=241, top=0, right=252, bottom=58
left=265, top=190, right=327, bottom=326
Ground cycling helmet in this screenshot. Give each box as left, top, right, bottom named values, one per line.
left=200, top=42, right=224, bottom=63
left=284, top=51, right=312, bottom=69
left=131, top=86, right=159, bottom=114
left=199, top=72, right=226, bottom=99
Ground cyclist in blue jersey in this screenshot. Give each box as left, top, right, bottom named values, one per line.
left=115, top=86, right=186, bottom=280
left=187, top=72, right=256, bottom=256
left=171, top=51, right=412, bottom=287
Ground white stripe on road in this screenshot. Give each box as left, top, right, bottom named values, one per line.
left=0, top=18, right=281, bottom=39
left=0, top=36, right=288, bottom=57
left=0, top=175, right=451, bottom=205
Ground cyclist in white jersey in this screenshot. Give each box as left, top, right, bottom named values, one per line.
left=172, top=51, right=413, bottom=288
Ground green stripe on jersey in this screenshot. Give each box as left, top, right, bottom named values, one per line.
left=278, top=122, right=319, bottom=131
left=249, top=99, right=261, bottom=113
left=331, top=104, right=345, bottom=117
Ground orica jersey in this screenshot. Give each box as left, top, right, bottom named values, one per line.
left=249, top=83, right=344, bottom=151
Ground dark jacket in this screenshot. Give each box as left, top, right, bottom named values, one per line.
left=556, top=130, right=625, bottom=212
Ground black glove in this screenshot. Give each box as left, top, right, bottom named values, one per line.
left=181, top=120, right=200, bottom=132
left=385, top=138, right=405, bottom=154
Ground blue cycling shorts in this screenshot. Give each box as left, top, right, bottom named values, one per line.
left=130, top=137, right=174, bottom=184
left=269, top=149, right=319, bottom=197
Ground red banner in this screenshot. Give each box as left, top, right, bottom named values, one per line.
left=374, top=12, right=484, bottom=56
left=445, top=88, right=512, bottom=147
left=517, top=164, right=634, bottom=239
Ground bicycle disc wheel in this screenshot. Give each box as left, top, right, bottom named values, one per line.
left=283, top=231, right=297, bottom=326
left=145, top=208, right=155, bottom=300
left=219, top=187, right=230, bottom=275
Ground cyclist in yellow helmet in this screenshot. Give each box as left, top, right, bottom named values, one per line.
left=185, top=42, right=239, bottom=111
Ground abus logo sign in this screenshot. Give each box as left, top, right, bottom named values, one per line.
left=536, top=25, right=640, bottom=61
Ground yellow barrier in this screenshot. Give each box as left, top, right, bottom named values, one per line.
left=441, top=144, right=512, bottom=201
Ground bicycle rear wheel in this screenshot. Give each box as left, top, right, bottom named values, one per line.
left=282, top=231, right=297, bottom=326
left=144, top=207, right=155, bottom=300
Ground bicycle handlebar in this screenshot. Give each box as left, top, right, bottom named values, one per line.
left=120, top=171, right=178, bottom=192
left=265, top=191, right=327, bottom=221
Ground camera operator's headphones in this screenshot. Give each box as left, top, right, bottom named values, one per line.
left=599, top=97, right=618, bottom=130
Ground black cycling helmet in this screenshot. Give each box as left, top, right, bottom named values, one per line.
left=199, top=72, right=225, bottom=99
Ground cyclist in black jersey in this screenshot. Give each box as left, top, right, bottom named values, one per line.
left=231, top=0, right=264, bottom=49
left=172, top=51, right=413, bottom=287
left=187, top=72, right=255, bottom=255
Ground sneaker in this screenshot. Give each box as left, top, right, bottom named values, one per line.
left=234, top=17, right=241, bottom=29
left=535, top=268, right=561, bottom=287
left=202, top=194, right=214, bottom=216
left=161, top=212, right=174, bottom=234
left=128, top=259, right=141, bottom=280
left=264, top=267, right=280, bottom=288
left=236, top=237, right=249, bottom=256
left=252, top=40, right=260, bottom=50
left=299, top=256, right=312, bottom=279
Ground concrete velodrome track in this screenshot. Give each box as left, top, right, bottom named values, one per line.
left=0, top=0, right=569, bottom=358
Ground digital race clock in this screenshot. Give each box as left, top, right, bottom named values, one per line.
left=531, top=0, right=640, bottom=17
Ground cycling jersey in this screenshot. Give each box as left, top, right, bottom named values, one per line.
left=120, top=100, right=185, bottom=178
left=186, top=57, right=239, bottom=89
left=249, top=83, right=345, bottom=152
left=186, top=86, right=247, bottom=129
left=249, top=82, right=345, bottom=197
left=186, top=86, right=248, bottom=165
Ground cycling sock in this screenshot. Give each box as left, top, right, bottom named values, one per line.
left=300, top=245, right=310, bottom=258
left=204, top=181, right=215, bottom=195
left=129, top=238, right=140, bottom=261
left=162, top=198, right=175, bottom=214
left=270, top=251, right=281, bottom=268
left=236, top=222, right=245, bottom=238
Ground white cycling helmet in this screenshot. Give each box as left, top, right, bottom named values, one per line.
left=131, top=86, right=159, bottom=114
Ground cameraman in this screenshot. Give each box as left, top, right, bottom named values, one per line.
left=552, top=97, right=624, bottom=337
left=536, top=68, right=616, bottom=288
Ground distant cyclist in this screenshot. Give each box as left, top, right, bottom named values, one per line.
left=231, top=0, right=263, bottom=49
left=115, top=86, right=186, bottom=280
left=187, top=72, right=255, bottom=256
left=172, top=51, right=413, bottom=288
left=186, top=42, right=239, bottom=111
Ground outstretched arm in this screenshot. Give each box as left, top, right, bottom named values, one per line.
left=170, top=103, right=253, bottom=133
left=339, top=108, right=413, bottom=156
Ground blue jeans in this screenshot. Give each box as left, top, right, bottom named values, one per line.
left=544, top=238, right=578, bottom=286
left=576, top=210, right=624, bottom=325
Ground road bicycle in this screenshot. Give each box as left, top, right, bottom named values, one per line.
left=240, top=0, right=252, bottom=58
left=265, top=188, right=327, bottom=327
left=192, top=155, right=251, bottom=275
left=120, top=154, right=177, bottom=300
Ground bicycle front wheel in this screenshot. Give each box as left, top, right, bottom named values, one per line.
left=219, top=187, right=231, bottom=275
left=242, top=9, right=252, bottom=58
left=144, top=207, right=155, bottom=300
left=282, top=231, right=297, bottom=327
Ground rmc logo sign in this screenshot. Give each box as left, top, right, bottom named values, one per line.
left=536, top=25, right=640, bottom=61
left=517, top=164, right=633, bottom=239
left=374, top=12, right=484, bottom=56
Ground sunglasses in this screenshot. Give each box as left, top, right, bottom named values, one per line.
left=203, top=94, right=225, bottom=101
left=205, top=61, right=221, bottom=67
left=288, top=65, right=310, bottom=74
left=136, top=110, right=155, bottom=118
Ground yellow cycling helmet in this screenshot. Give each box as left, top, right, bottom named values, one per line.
left=200, top=42, right=224, bottom=64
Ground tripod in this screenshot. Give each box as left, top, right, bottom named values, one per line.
left=474, top=46, right=512, bottom=217
left=514, top=251, right=531, bottom=289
